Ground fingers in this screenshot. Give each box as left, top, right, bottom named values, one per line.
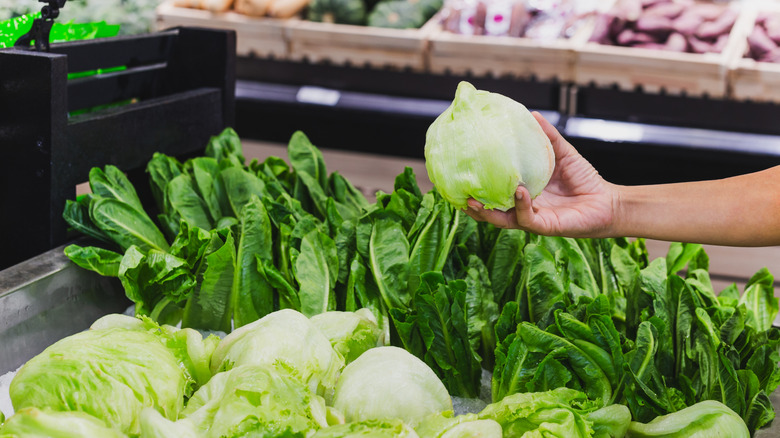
left=513, top=186, right=537, bottom=229
left=465, top=199, right=518, bottom=229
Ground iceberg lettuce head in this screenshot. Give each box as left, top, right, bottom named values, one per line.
left=425, top=81, right=555, bottom=211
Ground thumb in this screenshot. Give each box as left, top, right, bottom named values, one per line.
left=514, top=186, right=536, bottom=229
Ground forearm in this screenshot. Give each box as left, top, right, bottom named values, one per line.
left=610, top=166, right=780, bottom=247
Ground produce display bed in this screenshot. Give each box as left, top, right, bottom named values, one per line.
left=2, top=141, right=780, bottom=435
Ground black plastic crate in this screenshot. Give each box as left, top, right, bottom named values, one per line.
left=0, top=27, right=236, bottom=270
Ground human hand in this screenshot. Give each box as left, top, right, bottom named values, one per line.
left=464, top=112, right=617, bottom=238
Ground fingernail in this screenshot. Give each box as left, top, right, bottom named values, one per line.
left=516, top=188, right=524, bottom=200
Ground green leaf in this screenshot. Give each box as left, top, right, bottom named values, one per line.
left=738, top=268, right=779, bottom=333
left=90, top=198, right=170, bottom=253
left=146, top=152, right=183, bottom=218
left=89, top=165, right=145, bottom=213
left=487, top=228, right=526, bottom=306
left=258, top=257, right=300, bottom=311
left=288, top=130, right=328, bottom=189
left=205, top=127, right=245, bottom=167
left=463, top=255, right=499, bottom=369
left=414, top=272, right=482, bottom=398
left=167, top=174, right=214, bottom=231
left=232, top=196, right=275, bottom=327
left=170, top=221, right=214, bottom=269
left=522, top=244, right=567, bottom=324
left=119, top=246, right=194, bottom=325
left=189, top=157, right=224, bottom=224
left=492, top=333, right=546, bottom=402
left=394, top=167, right=422, bottom=198
left=182, top=230, right=236, bottom=333
left=348, top=253, right=389, bottom=340
left=295, top=230, right=338, bottom=317
left=220, top=167, right=268, bottom=218
left=517, top=322, right=612, bottom=406
left=369, top=216, right=411, bottom=310
left=334, top=219, right=357, bottom=286
left=666, top=242, right=704, bottom=275
left=62, top=196, right=112, bottom=244
left=64, top=244, right=122, bottom=277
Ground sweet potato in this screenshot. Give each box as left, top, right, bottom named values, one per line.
left=643, top=2, right=685, bottom=20
left=588, top=13, right=613, bottom=43
left=673, top=11, right=705, bottom=36
left=764, top=15, right=780, bottom=44
left=639, top=0, right=669, bottom=9
left=635, top=15, right=674, bottom=35
left=688, top=3, right=725, bottom=22
left=687, top=35, right=715, bottom=54
left=695, top=8, right=737, bottom=40
left=760, top=48, right=780, bottom=63
left=617, top=28, right=657, bottom=46
left=665, top=32, right=688, bottom=52
left=614, top=0, right=642, bottom=22
left=748, top=25, right=778, bottom=59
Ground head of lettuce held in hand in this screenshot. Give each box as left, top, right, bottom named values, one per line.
left=425, top=81, right=555, bottom=211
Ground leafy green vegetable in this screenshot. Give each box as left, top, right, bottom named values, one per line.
left=333, top=346, right=452, bottom=427
left=63, top=244, right=122, bottom=277
left=210, top=309, right=343, bottom=396
left=478, top=388, right=610, bottom=438
left=231, top=195, right=274, bottom=327
left=179, top=364, right=329, bottom=438
left=392, top=272, right=482, bottom=398
left=296, top=230, right=339, bottom=317
left=312, top=419, right=418, bottom=438
left=0, top=408, right=126, bottom=438
left=310, top=309, right=384, bottom=364
left=424, top=81, right=555, bottom=210
left=626, top=400, right=749, bottom=437
left=415, top=412, right=502, bottom=438
left=10, top=328, right=189, bottom=435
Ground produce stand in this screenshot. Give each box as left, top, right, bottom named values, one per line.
left=729, top=3, right=780, bottom=103
left=425, top=21, right=579, bottom=81
left=0, top=27, right=236, bottom=271
left=156, top=2, right=289, bottom=58
left=572, top=2, right=752, bottom=97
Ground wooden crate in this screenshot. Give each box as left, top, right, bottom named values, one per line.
left=285, top=20, right=433, bottom=71
left=728, top=4, right=780, bottom=102
left=574, top=2, right=753, bottom=98
left=156, top=2, right=290, bottom=58
left=425, top=5, right=613, bottom=81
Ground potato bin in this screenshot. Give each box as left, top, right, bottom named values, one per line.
left=573, top=0, right=752, bottom=97
left=425, top=0, right=615, bottom=82
left=728, top=3, right=780, bottom=102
